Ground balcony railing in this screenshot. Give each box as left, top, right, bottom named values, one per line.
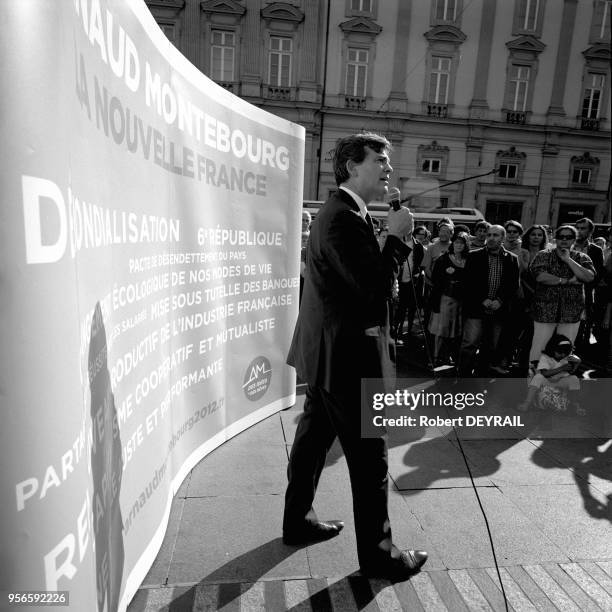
left=265, top=86, right=292, bottom=101
left=345, top=95, right=366, bottom=110
left=580, top=117, right=600, bottom=131
left=427, top=103, right=448, bottom=118
left=506, top=111, right=526, bottom=124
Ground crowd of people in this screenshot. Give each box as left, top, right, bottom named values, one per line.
left=300, top=207, right=612, bottom=382
left=378, top=212, right=612, bottom=381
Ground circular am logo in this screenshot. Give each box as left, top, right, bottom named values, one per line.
left=243, top=356, right=272, bottom=401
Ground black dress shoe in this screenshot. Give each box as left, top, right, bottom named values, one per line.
left=360, top=550, right=428, bottom=580
left=283, top=520, right=344, bottom=545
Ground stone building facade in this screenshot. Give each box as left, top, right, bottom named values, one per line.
left=146, top=0, right=611, bottom=226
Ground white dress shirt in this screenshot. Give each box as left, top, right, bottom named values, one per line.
left=339, top=185, right=368, bottom=220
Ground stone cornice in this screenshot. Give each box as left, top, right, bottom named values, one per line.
left=424, top=25, right=466, bottom=45
left=506, top=35, right=546, bottom=55
left=261, top=3, right=305, bottom=25
left=419, top=140, right=449, bottom=153
left=571, top=152, right=600, bottom=166
left=200, top=0, right=246, bottom=16
left=582, top=43, right=611, bottom=62
left=497, top=146, right=527, bottom=160
left=339, top=17, right=382, bottom=37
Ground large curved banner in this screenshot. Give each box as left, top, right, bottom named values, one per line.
left=0, top=1, right=304, bottom=610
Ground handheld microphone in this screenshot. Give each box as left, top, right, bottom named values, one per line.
left=385, top=187, right=401, bottom=211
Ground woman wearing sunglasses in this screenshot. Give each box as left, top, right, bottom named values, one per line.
left=527, top=225, right=596, bottom=376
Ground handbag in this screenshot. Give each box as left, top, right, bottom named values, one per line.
left=537, top=384, right=568, bottom=412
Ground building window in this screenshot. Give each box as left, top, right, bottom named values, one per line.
left=268, top=36, right=292, bottom=87
left=422, top=159, right=441, bottom=174
left=346, top=48, right=368, bottom=97
left=429, top=56, right=451, bottom=104
left=345, top=0, right=377, bottom=18
left=591, top=0, right=612, bottom=41
left=435, top=0, right=457, bottom=22
left=417, top=141, right=449, bottom=179
left=569, top=152, right=599, bottom=188
left=572, top=169, right=592, bottom=185
left=498, top=163, right=519, bottom=180
left=211, top=30, right=235, bottom=82
left=522, top=0, right=540, bottom=30
left=503, top=62, right=534, bottom=123
left=600, top=1, right=611, bottom=38
left=351, top=0, right=372, bottom=12
left=495, top=146, right=526, bottom=184
left=582, top=73, right=604, bottom=119
left=512, top=0, right=546, bottom=36
left=430, top=0, right=464, bottom=26
left=509, top=65, right=530, bottom=112
left=423, top=23, right=465, bottom=116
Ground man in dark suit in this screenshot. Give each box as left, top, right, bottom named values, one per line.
left=283, top=133, right=428, bottom=580
left=458, top=224, right=520, bottom=376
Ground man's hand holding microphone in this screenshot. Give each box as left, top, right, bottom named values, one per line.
left=385, top=188, right=413, bottom=239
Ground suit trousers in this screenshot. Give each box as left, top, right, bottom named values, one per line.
left=283, top=384, right=392, bottom=567
left=458, top=316, right=504, bottom=376
left=394, top=280, right=421, bottom=337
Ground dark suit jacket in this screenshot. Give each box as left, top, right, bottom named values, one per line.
left=584, top=242, right=604, bottom=282
left=462, top=246, right=520, bottom=319
left=288, top=189, right=408, bottom=394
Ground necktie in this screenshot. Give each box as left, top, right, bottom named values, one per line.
left=365, top=211, right=374, bottom=234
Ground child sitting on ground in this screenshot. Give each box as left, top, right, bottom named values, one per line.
left=518, top=334, right=583, bottom=414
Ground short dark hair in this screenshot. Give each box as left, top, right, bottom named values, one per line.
left=575, top=217, right=594, bottom=232
left=474, top=220, right=491, bottom=233
left=504, top=220, right=524, bottom=235
left=333, top=132, right=391, bottom=185
left=555, top=225, right=577, bottom=239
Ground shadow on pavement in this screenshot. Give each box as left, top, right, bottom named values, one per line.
left=284, top=575, right=390, bottom=612
left=164, top=539, right=296, bottom=610
left=532, top=437, right=612, bottom=523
